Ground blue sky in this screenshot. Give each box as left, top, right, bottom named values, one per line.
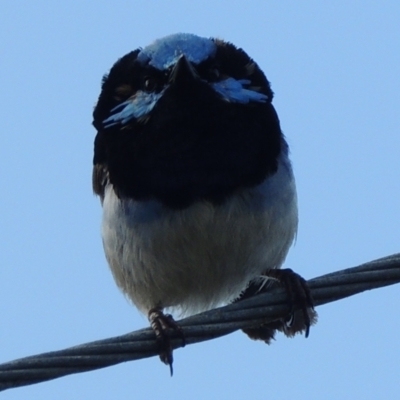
left=1, top=1, right=399, bottom=399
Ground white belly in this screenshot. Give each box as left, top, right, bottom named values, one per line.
left=101, top=155, right=298, bottom=316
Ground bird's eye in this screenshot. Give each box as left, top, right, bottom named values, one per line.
left=143, top=76, right=157, bottom=92
left=209, top=68, right=220, bottom=80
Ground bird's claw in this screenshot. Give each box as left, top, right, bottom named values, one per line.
left=148, top=308, right=185, bottom=375
left=264, top=268, right=315, bottom=337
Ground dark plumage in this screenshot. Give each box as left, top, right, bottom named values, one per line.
left=93, top=39, right=281, bottom=209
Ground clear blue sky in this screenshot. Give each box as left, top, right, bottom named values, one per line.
left=1, top=1, right=399, bottom=399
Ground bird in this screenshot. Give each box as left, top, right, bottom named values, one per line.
left=92, top=33, right=316, bottom=373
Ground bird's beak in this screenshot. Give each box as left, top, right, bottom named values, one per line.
left=169, top=55, right=198, bottom=86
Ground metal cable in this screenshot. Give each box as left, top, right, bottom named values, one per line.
left=0, top=253, right=399, bottom=391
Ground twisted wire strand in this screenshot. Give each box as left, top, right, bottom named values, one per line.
left=0, top=253, right=399, bottom=391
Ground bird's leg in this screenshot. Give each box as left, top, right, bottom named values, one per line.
left=148, top=308, right=186, bottom=375
left=238, top=268, right=317, bottom=343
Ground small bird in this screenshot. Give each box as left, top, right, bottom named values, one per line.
left=92, top=33, right=316, bottom=373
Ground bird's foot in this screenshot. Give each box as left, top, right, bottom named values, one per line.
left=263, top=268, right=316, bottom=338
left=148, top=308, right=186, bottom=375
left=238, top=268, right=317, bottom=343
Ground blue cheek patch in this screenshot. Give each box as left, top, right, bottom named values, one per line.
left=137, top=33, right=216, bottom=70
left=103, top=90, right=166, bottom=128
left=211, top=78, right=269, bottom=104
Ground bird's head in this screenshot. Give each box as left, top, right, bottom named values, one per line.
left=93, top=33, right=283, bottom=209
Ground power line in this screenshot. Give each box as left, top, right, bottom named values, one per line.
left=0, top=253, right=399, bottom=392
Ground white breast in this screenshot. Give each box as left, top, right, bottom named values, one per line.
left=101, top=154, right=298, bottom=317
